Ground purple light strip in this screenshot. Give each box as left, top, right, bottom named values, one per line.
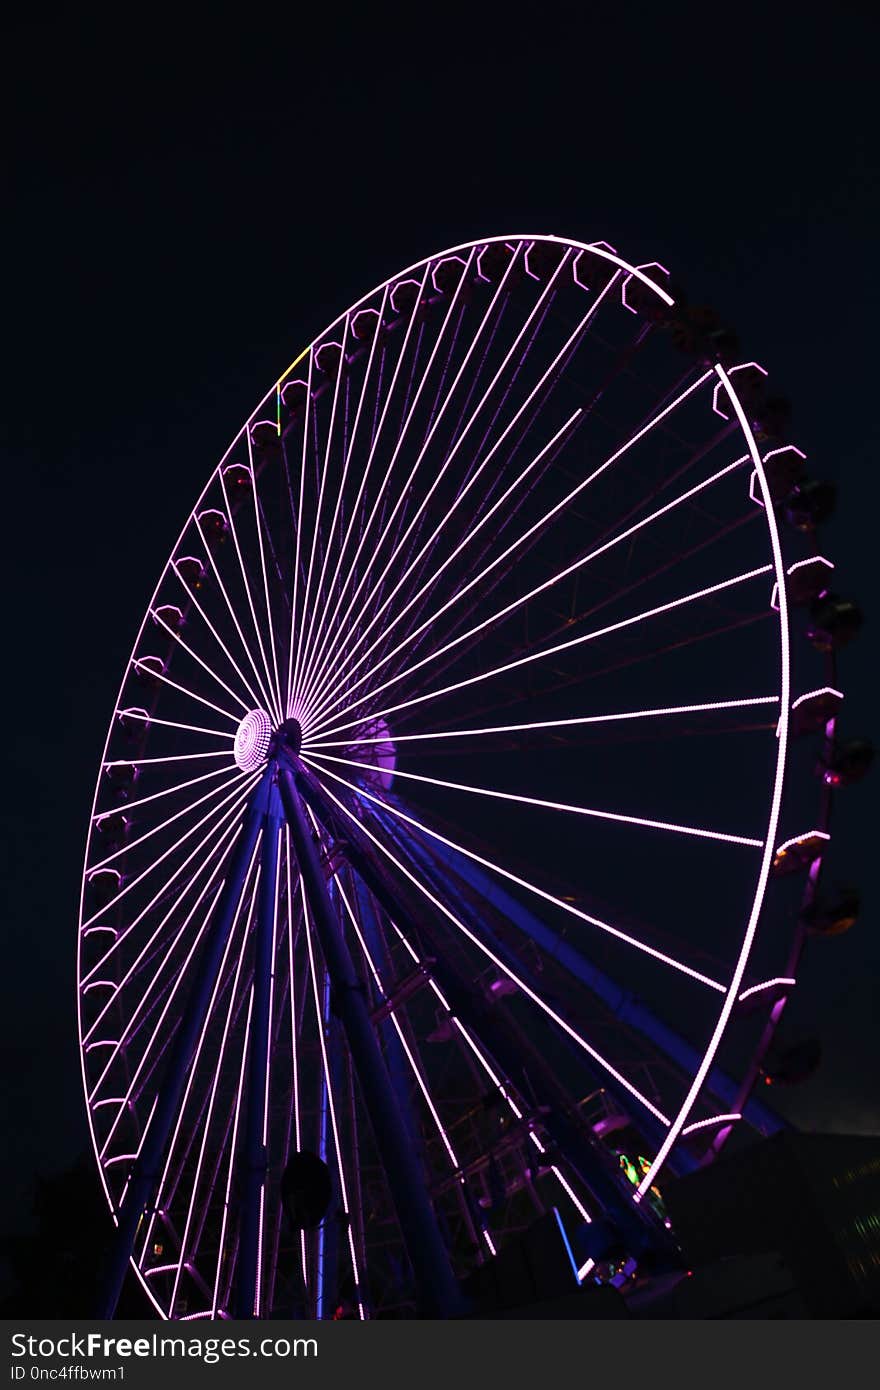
left=283, top=827, right=308, bottom=1289
left=88, top=765, right=247, bottom=871
left=285, top=347, right=315, bottom=718
left=296, top=249, right=480, bottom=710
left=80, top=773, right=257, bottom=940
left=306, top=695, right=780, bottom=751
left=737, top=977, right=796, bottom=1003
left=681, top=1113, right=742, bottom=1136
left=167, top=844, right=258, bottom=1315
left=212, top=989, right=253, bottom=1318
left=304, top=758, right=725, bottom=991
left=96, top=764, right=236, bottom=820
left=217, top=466, right=283, bottom=726
left=138, top=848, right=262, bottom=1273
left=291, top=261, right=433, bottom=716
left=774, top=830, right=829, bottom=856
left=291, top=285, right=393, bottom=722
left=130, top=659, right=241, bottom=726
left=307, top=563, right=774, bottom=745
left=791, top=687, right=843, bottom=710
left=193, top=510, right=278, bottom=720
left=308, top=751, right=763, bottom=849
left=305, top=776, right=671, bottom=1124
left=303, top=371, right=719, bottom=731
left=116, top=708, right=236, bottom=740
left=105, top=751, right=233, bottom=768
left=299, top=878, right=366, bottom=1319
left=244, top=429, right=285, bottom=719
left=300, top=255, right=614, bottom=725
left=173, top=560, right=271, bottom=715
left=634, top=363, right=792, bottom=1197
left=151, top=609, right=252, bottom=715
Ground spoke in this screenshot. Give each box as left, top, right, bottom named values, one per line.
left=307, top=563, right=774, bottom=743
left=218, top=466, right=283, bottom=725
left=283, top=827, right=308, bottom=1289
left=299, top=877, right=366, bottom=1319
left=292, top=314, right=354, bottom=709
left=116, top=709, right=236, bottom=740
left=306, top=751, right=764, bottom=849
left=306, top=444, right=742, bottom=733
left=95, top=763, right=236, bottom=819
left=302, top=760, right=725, bottom=992
left=131, top=659, right=241, bottom=725
left=105, top=750, right=233, bottom=768
left=212, top=990, right=253, bottom=1317
left=83, top=811, right=244, bottom=1049
left=306, top=775, right=674, bottom=1125
left=291, top=261, right=433, bottom=714
left=635, top=364, right=791, bottom=1196
left=138, top=850, right=261, bottom=1270
left=88, top=764, right=245, bottom=871
left=245, top=430, right=285, bottom=718
left=152, top=610, right=253, bottom=715
left=81, top=772, right=258, bottom=935
left=305, top=695, right=780, bottom=750
left=173, top=561, right=271, bottom=714
left=296, top=250, right=479, bottom=708
left=194, top=510, right=278, bottom=718
left=302, top=265, right=625, bottom=726
left=167, top=851, right=257, bottom=1313
left=302, top=368, right=715, bottom=732
left=285, top=348, right=315, bottom=717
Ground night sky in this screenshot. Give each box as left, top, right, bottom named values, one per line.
left=2, top=4, right=878, bottom=1270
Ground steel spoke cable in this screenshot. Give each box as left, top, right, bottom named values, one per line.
left=172, top=558, right=271, bottom=716
left=88, top=763, right=248, bottom=872
left=83, top=811, right=245, bottom=1051
left=299, top=877, right=367, bottom=1319
left=296, top=249, right=479, bottom=706
left=306, top=695, right=780, bottom=752
left=301, top=366, right=714, bottom=733
left=130, top=658, right=242, bottom=726
left=303, top=760, right=725, bottom=993
left=192, top=504, right=277, bottom=721
left=291, top=285, right=393, bottom=720
left=286, top=348, right=315, bottom=716
left=217, top=466, right=283, bottom=725
left=305, top=562, right=773, bottom=745
left=306, top=448, right=747, bottom=736
left=305, top=774, right=674, bottom=1125
left=94, top=763, right=237, bottom=820
left=307, top=750, right=763, bottom=849
left=81, top=772, right=258, bottom=936
left=115, top=709, right=236, bottom=741
left=290, top=261, right=433, bottom=714
left=291, top=313, right=353, bottom=713
left=137, top=848, right=262, bottom=1270
left=245, top=429, right=285, bottom=717
left=299, top=250, right=584, bottom=719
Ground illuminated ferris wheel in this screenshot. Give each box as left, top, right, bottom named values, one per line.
left=77, top=234, right=865, bottom=1320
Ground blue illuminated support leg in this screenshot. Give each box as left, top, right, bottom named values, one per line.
left=234, top=783, right=283, bottom=1319
left=97, top=767, right=274, bottom=1320
left=276, top=757, right=466, bottom=1318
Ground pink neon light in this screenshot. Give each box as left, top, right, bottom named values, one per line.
left=681, top=1113, right=741, bottom=1136
left=737, top=977, right=796, bottom=1003
left=635, top=362, right=792, bottom=1198
left=131, top=658, right=241, bottom=725
left=712, top=362, right=767, bottom=419
left=309, top=751, right=764, bottom=849
left=217, top=465, right=283, bottom=724
left=307, top=563, right=773, bottom=744
left=244, top=423, right=285, bottom=720
left=305, top=696, right=780, bottom=752
left=308, top=775, right=671, bottom=1124
left=116, top=708, right=236, bottom=740
left=306, top=757, right=726, bottom=991
left=212, top=990, right=253, bottom=1318
left=173, top=557, right=272, bottom=716
left=285, top=344, right=316, bottom=718
left=88, top=764, right=247, bottom=872
left=97, top=763, right=236, bottom=821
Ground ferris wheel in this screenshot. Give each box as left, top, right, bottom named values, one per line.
left=77, top=234, right=864, bottom=1320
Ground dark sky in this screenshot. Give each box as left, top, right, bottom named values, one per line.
left=2, top=3, right=877, bottom=1247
